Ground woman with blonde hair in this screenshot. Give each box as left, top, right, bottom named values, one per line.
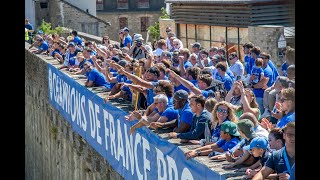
left=211, top=101, right=237, bottom=143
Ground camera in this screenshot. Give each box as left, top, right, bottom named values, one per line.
left=136, top=40, right=142, bottom=47
left=205, top=79, right=227, bottom=100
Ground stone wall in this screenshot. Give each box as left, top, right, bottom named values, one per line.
left=25, top=42, right=123, bottom=180
left=248, top=25, right=285, bottom=66
left=34, top=0, right=110, bottom=37
left=97, top=11, right=161, bottom=43
left=159, top=19, right=176, bottom=38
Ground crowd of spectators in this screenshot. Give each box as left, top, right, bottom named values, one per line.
left=26, top=22, right=295, bottom=179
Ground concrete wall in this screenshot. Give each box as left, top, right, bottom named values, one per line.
left=65, top=0, right=96, bottom=16
left=248, top=25, right=284, bottom=66
left=97, top=11, right=161, bottom=42
left=25, top=43, right=123, bottom=180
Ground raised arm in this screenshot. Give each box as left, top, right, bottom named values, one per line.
left=118, top=68, right=154, bottom=89
left=168, top=69, right=202, bottom=95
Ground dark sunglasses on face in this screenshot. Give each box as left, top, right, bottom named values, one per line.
left=217, top=108, right=228, bottom=114
left=279, top=98, right=289, bottom=103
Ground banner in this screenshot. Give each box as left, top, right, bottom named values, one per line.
left=48, top=64, right=226, bottom=180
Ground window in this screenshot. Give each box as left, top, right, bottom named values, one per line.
left=119, top=17, right=128, bottom=30
left=138, top=0, right=149, bottom=8
left=117, top=0, right=128, bottom=9
left=141, top=17, right=150, bottom=32
left=96, top=0, right=104, bottom=11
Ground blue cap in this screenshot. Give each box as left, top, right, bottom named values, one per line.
left=174, top=90, right=189, bottom=100
left=250, top=137, right=268, bottom=149
left=38, top=30, right=44, bottom=34
left=68, top=42, right=75, bottom=47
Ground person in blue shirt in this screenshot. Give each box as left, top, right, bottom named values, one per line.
left=83, top=62, right=111, bottom=90
left=244, top=137, right=272, bottom=179
left=252, top=57, right=274, bottom=113
left=177, top=48, right=192, bottom=76
left=149, top=90, right=194, bottom=133
left=25, top=18, right=34, bottom=43
left=59, top=42, right=81, bottom=69
left=243, top=42, right=254, bottom=74
left=250, top=58, right=264, bottom=87
left=184, top=121, right=240, bottom=159
left=122, top=27, right=132, bottom=49
left=168, top=67, right=191, bottom=93
left=252, top=122, right=295, bottom=180
left=129, top=94, right=179, bottom=134
left=71, top=30, right=83, bottom=46
left=32, top=37, right=49, bottom=54
left=214, top=62, right=233, bottom=91
left=275, top=88, right=295, bottom=128
left=167, top=68, right=212, bottom=98
left=168, top=95, right=212, bottom=140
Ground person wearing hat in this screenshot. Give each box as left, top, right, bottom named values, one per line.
left=59, top=42, right=81, bottom=70
left=150, top=90, right=193, bottom=133
left=184, top=121, right=240, bottom=159
left=223, top=119, right=261, bottom=169
left=168, top=94, right=211, bottom=140
left=245, top=136, right=271, bottom=179
left=83, top=61, right=111, bottom=90
left=122, top=27, right=132, bottom=49
left=128, top=35, right=152, bottom=60
left=31, top=36, right=49, bottom=54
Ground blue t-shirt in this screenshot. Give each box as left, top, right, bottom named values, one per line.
left=124, top=35, right=132, bottom=47
left=244, top=55, right=255, bottom=74
left=276, top=112, right=295, bottom=128
left=116, top=74, right=128, bottom=83
left=251, top=66, right=264, bottom=85
left=158, top=106, right=179, bottom=122
left=268, top=60, right=280, bottom=83
left=178, top=102, right=194, bottom=127
left=190, top=79, right=199, bottom=88
left=281, top=61, right=289, bottom=77
left=51, top=49, right=60, bottom=57
left=73, top=36, right=83, bottom=46
left=215, top=73, right=233, bottom=91
left=88, top=68, right=111, bottom=89
left=211, top=119, right=230, bottom=142
left=265, top=147, right=295, bottom=175
left=216, top=137, right=240, bottom=152
left=174, top=84, right=191, bottom=93
left=146, top=81, right=159, bottom=106
left=201, top=90, right=210, bottom=98
left=226, top=68, right=235, bottom=81
left=64, top=50, right=80, bottom=66
left=253, top=65, right=274, bottom=98
left=25, top=23, right=33, bottom=36
left=39, top=41, right=49, bottom=51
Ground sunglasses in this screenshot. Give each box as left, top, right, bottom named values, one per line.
left=166, top=30, right=170, bottom=33
left=229, top=57, right=234, bottom=60
left=260, top=57, right=268, bottom=59
left=279, top=98, right=289, bottom=103
left=217, top=108, right=228, bottom=114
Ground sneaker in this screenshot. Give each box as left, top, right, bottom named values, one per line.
left=261, top=109, right=271, bottom=118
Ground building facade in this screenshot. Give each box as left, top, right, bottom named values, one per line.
left=165, top=0, right=295, bottom=64
left=96, top=0, right=165, bottom=42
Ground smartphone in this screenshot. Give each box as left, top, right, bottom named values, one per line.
left=236, top=75, right=241, bottom=81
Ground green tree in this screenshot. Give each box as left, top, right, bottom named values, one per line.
left=38, top=20, right=63, bottom=35
left=148, top=7, right=170, bottom=40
